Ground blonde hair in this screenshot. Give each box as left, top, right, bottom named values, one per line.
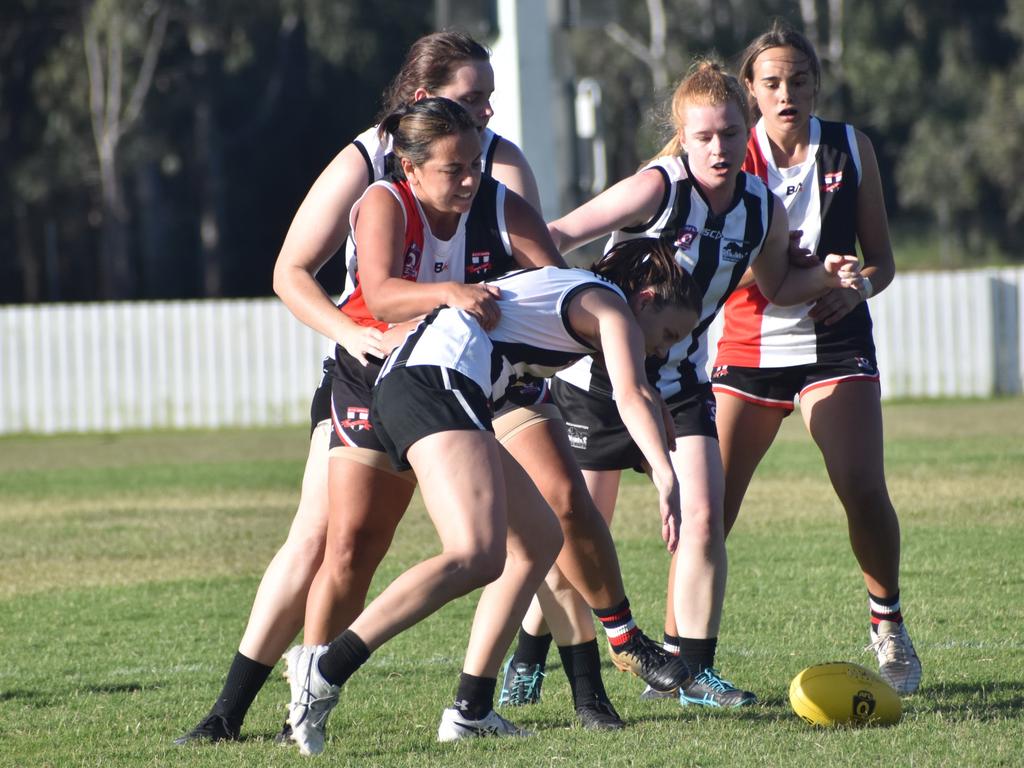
left=649, top=59, right=750, bottom=163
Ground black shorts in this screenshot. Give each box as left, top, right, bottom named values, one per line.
left=493, top=374, right=551, bottom=419
left=710, top=356, right=879, bottom=411
left=309, top=358, right=335, bottom=435
left=551, top=378, right=717, bottom=472
left=371, top=365, right=493, bottom=472
left=328, top=347, right=387, bottom=452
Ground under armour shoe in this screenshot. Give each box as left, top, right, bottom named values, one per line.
left=497, top=657, right=545, bottom=707
left=639, top=684, right=679, bottom=701
left=679, top=668, right=757, bottom=708
left=172, top=712, right=239, bottom=744
left=437, top=707, right=532, bottom=742
left=608, top=632, right=692, bottom=693
left=283, top=644, right=340, bottom=756
left=867, top=620, right=922, bottom=695
left=575, top=695, right=625, bottom=731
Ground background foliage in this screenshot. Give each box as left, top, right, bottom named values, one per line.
left=2, top=0, right=1021, bottom=304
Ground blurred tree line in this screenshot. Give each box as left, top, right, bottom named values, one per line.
left=1, top=0, right=1021, bottom=305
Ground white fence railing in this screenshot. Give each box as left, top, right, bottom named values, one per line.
left=2, top=267, right=1022, bottom=435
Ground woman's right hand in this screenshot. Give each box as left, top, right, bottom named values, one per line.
left=336, top=323, right=386, bottom=366
left=445, top=282, right=502, bottom=330
left=651, top=467, right=681, bottom=554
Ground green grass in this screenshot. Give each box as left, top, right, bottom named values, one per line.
left=1, top=399, right=1023, bottom=767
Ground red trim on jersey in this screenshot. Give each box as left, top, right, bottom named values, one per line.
left=716, top=130, right=773, bottom=368
left=339, top=180, right=425, bottom=331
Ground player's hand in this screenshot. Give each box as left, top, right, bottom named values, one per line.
left=651, top=468, right=681, bottom=553
left=447, top=282, right=502, bottom=330
left=787, top=230, right=817, bottom=268
left=808, top=287, right=862, bottom=325
left=381, top=319, right=421, bottom=356
left=821, top=253, right=860, bottom=289
left=336, top=324, right=386, bottom=366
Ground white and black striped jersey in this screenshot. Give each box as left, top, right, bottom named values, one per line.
left=380, top=267, right=625, bottom=404
left=556, top=155, right=774, bottom=399
left=716, top=117, right=875, bottom=366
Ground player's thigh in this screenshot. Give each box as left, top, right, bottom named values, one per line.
left=497, top=444, right=564, bottom=563
left=715, top=393, right=787, bottom=498
left=800, top=380, right=887, bottom=488
left=326, top=448, right=415, bottom=545
left=498, top=407, right=581, bottom=513
left=583, top=469, right=621, bottom=526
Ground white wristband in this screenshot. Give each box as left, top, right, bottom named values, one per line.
left=857, top=276, right=874, bottom=302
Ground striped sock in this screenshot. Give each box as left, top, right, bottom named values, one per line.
left=869, top=590, right=903, bottom=636
left=663, top=633, right=681, bottom=656
left=594, top=598, right=639, bottom=649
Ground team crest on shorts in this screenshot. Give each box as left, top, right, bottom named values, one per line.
left=711, top=365, right=729, bottom=379
left=855, top=356, right=875, bottom=374
left=341, top=406, right=372, bottom=431
left=565, top=422, right=590, bottom=450
left=706, top=399, right=717, bottom=423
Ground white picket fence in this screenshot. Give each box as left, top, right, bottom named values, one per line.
left=1, top=267, right=1022, bottom=435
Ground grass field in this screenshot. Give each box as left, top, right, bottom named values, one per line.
left=1, top=398, right=1023, bottom=768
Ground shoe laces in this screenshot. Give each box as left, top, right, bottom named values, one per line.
left=509, top=665, right=544, bottom=703
left=866, top=628, right=914, bottom=664
left=622, top=632, right=669, bottom=671
left=694, top=668, right=737, bottom=693
left=294, top=656, right=338, bottom=728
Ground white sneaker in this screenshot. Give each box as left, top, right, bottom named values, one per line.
left=437, top=707, right=532, bottom=742
left=867, top=621, right=922, bottom=695
left=283, top=644, right=340, bottom=756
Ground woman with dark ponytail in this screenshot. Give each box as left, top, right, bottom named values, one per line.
left=175, top=31, right=544, bottom=746
left=280, top=235, right=702, bottom=755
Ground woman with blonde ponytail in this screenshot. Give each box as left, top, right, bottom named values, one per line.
left=503, top=59, right=863, bottom=708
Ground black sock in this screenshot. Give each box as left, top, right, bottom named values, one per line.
left=678, top=637, right=717, bottom=674
left=318, top=630, right=371, bottom=687
left=512, top=629, right=552, bottom=668
left=210, top=652, right=274, bottom=730
left=557, top=640, right=609, bottom=707
left=663, top=633, right=681, bottom=655
left=454, top=673, right=497, bottom=720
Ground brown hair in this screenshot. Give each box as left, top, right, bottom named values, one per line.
left=378, top=30, right=490, bottom=120
left=649, top=59, right=750, bottom=162
left=379, top=97, right=478, bottom=170
left=591, top=237, right=702, bottom=315
left=737, top=20, right=821, bottom=119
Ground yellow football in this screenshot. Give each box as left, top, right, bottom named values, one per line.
left=789, top=662, right=902, bottom=727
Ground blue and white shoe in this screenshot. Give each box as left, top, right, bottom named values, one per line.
left=497, top=658, right=545, bottom=706
left=283, top=644, right=340, bottom=756
left=679, top=668, right=757, bottom=708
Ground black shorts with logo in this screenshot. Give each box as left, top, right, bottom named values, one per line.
left=309, top=357, right=335, bottom=435
left=371, top=365, right=493, bottom=472
left=710, top=355, right=879, bottom=411
left=551, top=378, right=717, bottom=472
left=327, top=347, right=387, bottom=452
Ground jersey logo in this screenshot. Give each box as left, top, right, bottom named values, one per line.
left=340, top=407, right=372, bottom=431
left=823, top=171, right=843, bottom=193
left=722, top=239, right=753, bottom=262
left=785, top=182, right=804, bottom=196
left=673, top=224, right=699, bottom=250
left=433, top=260, right=449, bottom=274
left=467, top=251, right=492, bottom=275
left=401, top=243, right=422, bottom=279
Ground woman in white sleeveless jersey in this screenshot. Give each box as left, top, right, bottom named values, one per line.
left=712, top=22, right=920, bottom=695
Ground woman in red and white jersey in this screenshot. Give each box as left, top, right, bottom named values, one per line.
left=711, top=21, right=921, bottom=695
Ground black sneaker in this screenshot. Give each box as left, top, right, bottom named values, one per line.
left=608, top=632, right=692, bottom=693
left=273, top=718, right=293, bottom=745
left=575, top=696, right=625, bottom=731
left=173, top=712, right=239, bottom=745
left=679, top=668, right=757, bottom=708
